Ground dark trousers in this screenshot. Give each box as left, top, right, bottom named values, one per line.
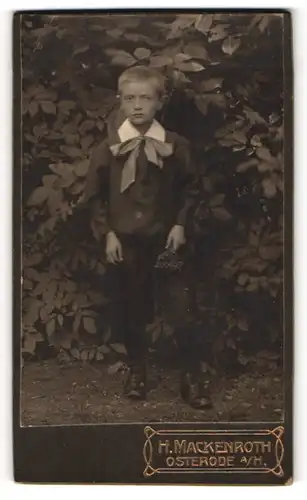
left=104, top=233, right=203, bottom=371
left=104, top=234, right=162, bottom=365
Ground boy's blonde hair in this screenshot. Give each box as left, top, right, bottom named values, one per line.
left=118, top=65, right=165, bottom=97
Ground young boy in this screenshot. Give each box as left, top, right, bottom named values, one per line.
left=81, top=66, right=212, bottom=409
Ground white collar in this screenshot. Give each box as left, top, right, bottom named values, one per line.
left=117, top=118, right=166, bottom=143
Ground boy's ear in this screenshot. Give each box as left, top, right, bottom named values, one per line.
left=156, top=100, right=163, bottom=111
left=157, top=93, right=167, bottom=110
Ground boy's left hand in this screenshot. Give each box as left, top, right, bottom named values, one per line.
left=166, top=225, right=186, bottom=252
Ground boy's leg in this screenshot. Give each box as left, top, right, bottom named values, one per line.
left=105, top=235, right=157, bottom=399
left=157, top=249, right=213, bottom=409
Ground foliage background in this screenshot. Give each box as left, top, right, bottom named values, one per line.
left=21, top=12, right=284, bottom=369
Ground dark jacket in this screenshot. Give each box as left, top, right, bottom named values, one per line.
left=81, top=128, right=199, bottom=238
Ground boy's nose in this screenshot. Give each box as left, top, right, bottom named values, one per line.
left=134, top=98, right=142, bottom=109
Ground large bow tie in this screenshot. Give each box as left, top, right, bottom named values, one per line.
left=110, top=136, right=173, bottom=193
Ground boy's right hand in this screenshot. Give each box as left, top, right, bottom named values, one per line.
left=106, top=231, right=123, bottom=264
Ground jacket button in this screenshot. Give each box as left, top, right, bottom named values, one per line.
left=135, top=211, right=143, bottom=219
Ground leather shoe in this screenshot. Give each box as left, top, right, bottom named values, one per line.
left=124, top=363, right=147, bottom=400
left=180, top=371, right=212, bottom=410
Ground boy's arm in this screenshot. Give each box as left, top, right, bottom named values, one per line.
left=174, top=136, right=200, bottom=229
left=81, top=139, right=109, bottom=204
left=77, top=138, right=114, bottom=236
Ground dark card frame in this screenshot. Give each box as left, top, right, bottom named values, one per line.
left=13, top=8, right=293, bottom=485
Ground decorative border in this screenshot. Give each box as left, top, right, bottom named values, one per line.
left=143, top=426, right=284, bottom=477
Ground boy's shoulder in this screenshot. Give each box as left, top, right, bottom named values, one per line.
left=165, top=129, right=190, bottom=148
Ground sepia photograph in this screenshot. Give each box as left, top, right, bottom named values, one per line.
left=18, top=11, right=287, bottom=428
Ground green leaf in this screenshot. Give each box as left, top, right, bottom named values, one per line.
left=23, top=299, right=42, bottom=326
left=61, top=146, right=82, bottom=158
left=167, top=16, right=196, bottom=39
left=236, top=159, right=258, bottom=173
left=74, top=158, right=90, bottom=177
left=259, top=245, right=282, bottom=261
left=84, top=347, right=96, bottom=361
left=58, top=100, right=76, bottom=111
left=258, top=15, right=270, bottom=32
left=109, top=50, right=136, bottom=67
left=244, top=107, right=266, bottom=125
left=211, top=207, right=232, bottom=221
left=108, top=361, right=125, bottom=374
left=106, top=29, right=124, bottom=38
left=70, top=347, right=80, bottom=360
left=47, top=189, right=64, bottom=216
left=249, top=232, right=259, bottom=247
left=208, top=25, right=228, bottom=43
left=172, top=70, right=191, bottom=86
left=63, top=292, right=76, bottom=306
left=40, top=101, right=57, bottom=114
left=96, top=351, right=104, bottom=361
left=69, top=181, right=84, bottom=195
left=42, top=174, right=57, bottom=188
left=83, top=316, right=97, bottom=334
left=246, top=282, right=258, bottom=292
left=24, top=253, right=43, bottom=267
left=46, top=318, right=55, bottom=337
left=174, top=53, right=192, bottom=64
left=222, top=37, right=241, bottom=55
left=149, top=55, right=172, bottom=68
left=24, top=267, right=41, bottom=281
left=27, top=186, right=49, bottom=206
left=81, top=135, right=93, bottom=150
left=82, top=309, right=98, bottom=317
left=208, top=193, right=225, bottom=207
left=43, top=280, right=57, bottom=304
left=23, top=279, right=33, bottom=290
left=202, top=177, right=213, bottom=192
left=256, top=147, right=274, bottom=162
left=57, top=350, right=72, bottom=363
left=175, top=61, right=205, bottom=72
left=258, top=162, right=274, bottom=173
left=194, top=14, right=213, bottom=34
left=262, top=178, right=277, bottom=198
left=184, top=42, right=209, bottom=60
left=33, top=124, right=47, bottom=138
left=73, top=45, right=89, bottom=56
left=39, top=306, right=49, bottom=322
left=29, top=101, right=39, bottom=117
left=80, top=349, right=88, bottom=361
left=23, top=335, right=37, bottom=354
left=194, top=96, right=209, bottom=115
left=200, top=78, right=224, bottom=93
left=237, top=273, right=249, bottom=286
left=231, top=130, right=247, bottom=144
left=80, top=120, right=96, bottom=134
left=63, top=281, right=75, bottom=295
left=103, top=328, right=111, bottom=343
left=152, top=324, right=161, bottom=343
left=110, top=343, right=127, bottom=355
left=73, top=312, right=81, bottom=334
left=134, top=47, right=151, bottom=59
left=58, top=314, right=64, bottom=327
left=238, top=318, right=249, bottom=331
left=97, top=344, right=110, bottom=354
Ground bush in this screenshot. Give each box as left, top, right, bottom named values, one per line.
left=21, top=13, right=284, bottom=363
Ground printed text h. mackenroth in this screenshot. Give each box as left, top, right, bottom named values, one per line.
left=158, top=439, right=272, bottom=455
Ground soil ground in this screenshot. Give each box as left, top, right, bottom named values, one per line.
left=21, top=359, right=283, bottom=425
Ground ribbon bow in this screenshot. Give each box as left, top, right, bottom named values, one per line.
left=110, top=136, right=173, bottom=193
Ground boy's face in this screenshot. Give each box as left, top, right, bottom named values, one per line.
left=120, top=80, right=163, bottom=127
